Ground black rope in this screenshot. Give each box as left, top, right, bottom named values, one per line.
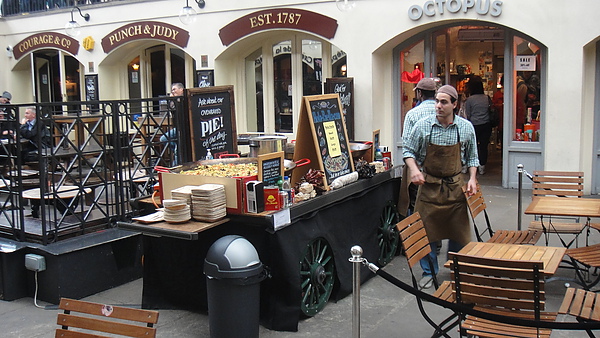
left=374, top=267, right=600, bottom=331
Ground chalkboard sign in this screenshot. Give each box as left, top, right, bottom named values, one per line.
left=258, top=151, right=284, bottom=186
left=85, top=74, right=100, bottom=113
left=324, top=77, right=354, bottom=140
left=187, top=85, right=237, bottom=161
left=292, top=94, right=354, bottom=188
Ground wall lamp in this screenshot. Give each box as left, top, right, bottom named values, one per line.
left=180, top=0, right=205, bottom=25
left=65, top=6, right=90, bottom=37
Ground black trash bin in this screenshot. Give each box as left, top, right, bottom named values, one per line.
left=204, top=235, right=265, bottom=338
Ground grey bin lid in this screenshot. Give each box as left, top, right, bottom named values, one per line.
left=204, top=235, right=263, bottom=279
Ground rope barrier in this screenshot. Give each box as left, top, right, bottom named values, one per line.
left=362, top=258, right=600, bottom=331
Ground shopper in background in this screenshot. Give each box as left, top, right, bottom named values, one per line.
left=492, top=76, right=504, bottom=148
left=465, top=78, right=492, bottom=175
left=160, top=83, right=184, bottom=166
left=403, top=84, right=479, bottom=289
left=398, top=77, right=437, bottom=218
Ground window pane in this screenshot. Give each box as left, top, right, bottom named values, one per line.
left=245, top=48, right=263, bottom=132
left=273, top=41, right=292, bottom=133
left=514, top=37, right=541, bottom=142
left=302, top=40, right=322, bottom=96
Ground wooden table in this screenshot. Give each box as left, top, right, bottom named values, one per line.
left=122, top=217, right=229, bottom=240
left=22, top=185, right=92, bottom=218
left=525, top=196, right=600, bottom=247
left=525, top=196, right=600, bottom=218
left=445, top=241, right=566, bottom=275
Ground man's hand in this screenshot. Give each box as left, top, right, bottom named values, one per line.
left=465, top=166, right=478, bottom=196
left=404, top=157, right=425, bottom=185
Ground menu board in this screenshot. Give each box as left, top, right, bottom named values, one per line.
left=187, top=85, right=237, bottom=160
left=258, top=151, right=284, bottom=186
left=324, top=77, right=354, bottom=140
left=292, top=94, right=354, bottom=189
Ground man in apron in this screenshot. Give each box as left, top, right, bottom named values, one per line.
left=398, top=77, right=437, bottom=218
left=403, top=85, right=479, bottom=289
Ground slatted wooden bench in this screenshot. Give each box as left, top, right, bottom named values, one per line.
left=56, top=298, right=159, bottom=338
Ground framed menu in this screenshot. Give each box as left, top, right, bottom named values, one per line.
left=187, top=85, right=237, bottom=161
left=292, top=94, right=354, bottom=189
left=258, top=151, right=284, bottom=186
left=324, top=77, right=354, bottom=140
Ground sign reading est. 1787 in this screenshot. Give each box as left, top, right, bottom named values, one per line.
left=219, top=8, right=338, bottom=46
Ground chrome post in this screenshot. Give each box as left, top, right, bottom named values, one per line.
left=517, top=164, right=524, bottom=230
left=349, top=245, right=363, bottom=338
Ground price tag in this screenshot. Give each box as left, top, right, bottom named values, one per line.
left=272, top=208, right=291, bottom=231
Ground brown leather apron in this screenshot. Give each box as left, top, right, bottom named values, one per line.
left=397, top=165, right=411, bottom=217
left=414, top=127, right=471, bottom=245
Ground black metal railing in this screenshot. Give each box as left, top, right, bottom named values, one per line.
left=1, top=0, right=127, bottom=17
left=0, top=96, right=182, bottom=244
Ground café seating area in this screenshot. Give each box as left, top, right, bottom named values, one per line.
left=0, top=98, right=178, bottom=244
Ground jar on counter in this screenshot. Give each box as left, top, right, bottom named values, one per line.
left=515, top=129, right=523, bottom=141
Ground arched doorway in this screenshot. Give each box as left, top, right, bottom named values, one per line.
left=393, top=22, right=545, bottom=188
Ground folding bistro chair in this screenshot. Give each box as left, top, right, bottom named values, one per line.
left=449, top=252, right=557, bottom=338
left=463, top=184, right=542, bottom=245
left=527, top=171, right=590, bottom=247
left=564, top=243, right=600, bottom=290
left=559, top=287, right=600, bottom=337
left=396, top=212, right=459, bottom=338
left=55, top=298, right=159, bottom=337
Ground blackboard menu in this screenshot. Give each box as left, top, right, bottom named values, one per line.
left=324, top=77, right=354, bottom=140
left=85, top=74, right=100, bottom=113
left=306, top=95, right=353, bottom=185
left=258, top=152, right=284, bottom=186
left=187, top=85, right=237, bottom=160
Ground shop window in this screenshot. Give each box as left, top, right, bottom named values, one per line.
left=273, top=41, right=293, bottom=133
left=302, top=40, right=323, bottom=96
left=513, top=37, right=541, bottom=142
left=245, top=48, right=264, bottom=132
left=332, top=45, right=347, bottom=77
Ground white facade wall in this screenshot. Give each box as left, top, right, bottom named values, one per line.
left=1, top=0, right=599, bottom=191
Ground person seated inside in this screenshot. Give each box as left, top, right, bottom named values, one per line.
left=19, top=107, right=51, bottom=162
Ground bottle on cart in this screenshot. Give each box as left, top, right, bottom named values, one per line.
left=205, top=148, right=213, bottom=160
left=282, top=176, right=293, bottom=206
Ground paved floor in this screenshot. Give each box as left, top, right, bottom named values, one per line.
left=2, top=149, right=599, bottom=337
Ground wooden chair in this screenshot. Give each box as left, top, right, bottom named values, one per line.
left=564, top=243, right=600, bottom=291
left=396, top=212, right=458, bottom=338
left=55, top=298, right=159, bottom=338
left=449, top=252, right=557, bottom=338
left=527, top=171, right=589, bottom=247
left=559, top=287, right=600, bottom=337
left=463, top=184, right=542, bottom=245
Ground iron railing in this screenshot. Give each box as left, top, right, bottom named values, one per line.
left=0, top=96, right=183, bottom=244
left=1, top=0, right=127, bottom=17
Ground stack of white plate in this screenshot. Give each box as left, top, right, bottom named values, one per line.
left=162, top=199, right=191, bottom=223
left=191, top=184, right=227, bottom=222
left=170, top=185, right=196, bottom=205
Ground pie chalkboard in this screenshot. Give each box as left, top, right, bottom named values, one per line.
left=292, top=94, right=354, bottom=189
left=187, top=85, right=237, bottom=160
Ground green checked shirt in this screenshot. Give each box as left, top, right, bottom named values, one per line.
left=403, top=114, right=480, bottom=168
left=402, top=99, right=436, bottom=140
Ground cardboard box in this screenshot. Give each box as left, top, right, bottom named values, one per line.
left=159, top=172, right=257, bottom=214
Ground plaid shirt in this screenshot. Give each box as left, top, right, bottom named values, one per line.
left=402, top=99, right=436, bottom=140
left=403, top=114, right=480, bottom=168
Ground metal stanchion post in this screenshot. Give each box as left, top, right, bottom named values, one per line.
left=517, top=164, right=524, bottom=230
left=349, top=246, right=363, bottom=338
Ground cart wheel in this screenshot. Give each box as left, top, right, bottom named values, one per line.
left=300, top=237, right=335, bottom=317
left=378, top=202, right=400, bottom=266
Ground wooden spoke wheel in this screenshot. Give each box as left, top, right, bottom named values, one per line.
left=300, top=237, right=335, bottom=317
left=378, top=202, right=400, bottom=266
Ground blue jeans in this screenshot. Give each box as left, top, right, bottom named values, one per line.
left=160, top=128, right=178, bottom=166
left=419, top=240, right=463, bottom=277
